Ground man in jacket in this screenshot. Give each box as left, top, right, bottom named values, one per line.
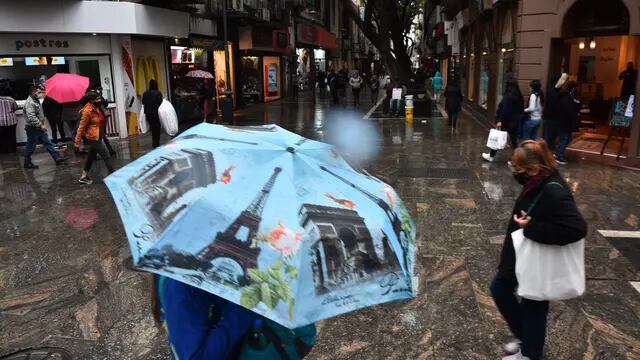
left=23, top=86, right=67, bottom=169
left=43, top=96, right=66, bottom=149
left=543, top=73, right=568, bottom=150
left=554, top=82, right=580, bottom=165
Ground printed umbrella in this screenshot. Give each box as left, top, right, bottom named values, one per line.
left=105, top=123, right=416, bottom=328
left=44, top=73, right=90, bottom=103
left=185, top=69, right=214, bottom=79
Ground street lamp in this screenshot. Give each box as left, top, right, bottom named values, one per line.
left=221, top=0, right=233, bottom=124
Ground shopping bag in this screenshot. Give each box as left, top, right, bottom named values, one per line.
left=512, top=229, right=585, bottom=301
left=138, top=105, right=149, bottom=134
left=158, top=99, right=179, bottom=136
left=486, top=128, right=508, bottom=150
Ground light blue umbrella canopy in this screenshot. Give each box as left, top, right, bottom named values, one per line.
left=105, top=123, right=416, bottom=328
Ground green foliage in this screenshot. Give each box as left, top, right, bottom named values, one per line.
left=239, top=256, right=298, bottom=320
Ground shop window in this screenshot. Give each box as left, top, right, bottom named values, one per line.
left=0, top=55, right=114, bottom=101
left=241, top=56, right=261, bottom=104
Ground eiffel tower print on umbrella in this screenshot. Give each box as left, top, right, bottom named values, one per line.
left=198, top=167, right=282, bottom=286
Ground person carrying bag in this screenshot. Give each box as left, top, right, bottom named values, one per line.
left=490, top=139, right=587, bottom=360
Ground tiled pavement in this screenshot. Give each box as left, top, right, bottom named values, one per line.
left=1, top=93, right=639, bottom=359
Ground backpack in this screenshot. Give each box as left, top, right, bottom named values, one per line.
left=239, top=319, right=317, bottom=360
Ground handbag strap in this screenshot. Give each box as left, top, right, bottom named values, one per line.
left=526, top=181, right=563, bottom=214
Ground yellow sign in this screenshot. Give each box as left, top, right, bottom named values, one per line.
left=0, top=57, right=13, bottom=66
left=135, top=56, right=163, bottom=96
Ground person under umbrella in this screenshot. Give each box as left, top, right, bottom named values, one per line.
left=43, top=95, right=66, bottom=149
left=142, top=79, right=163, bottom=148
left=75, top=91, right=115, bottom=184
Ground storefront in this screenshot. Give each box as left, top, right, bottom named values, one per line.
left=546, top=0, right=640, bottom=160
left=167, top=36, right=234, bottom=121
left=238, top=27, right=289, bottom=103
left=0, top=34, right=118, bottom=143
left=294, top=22, right=337, bottom=91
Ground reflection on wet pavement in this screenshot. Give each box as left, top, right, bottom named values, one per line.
left=1, top=93, right=640, bottom=359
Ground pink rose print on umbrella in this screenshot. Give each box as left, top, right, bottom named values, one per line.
left=268, top=222, right=302, bottom=256
left=382, top=185, right=397, bottom=208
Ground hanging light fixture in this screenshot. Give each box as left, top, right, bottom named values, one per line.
left=579, top=40, right=585, bottom=49
left=589, top=38, right=596, bottom=49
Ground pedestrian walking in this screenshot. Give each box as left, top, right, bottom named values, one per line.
left=444, top=78, right=463, bottom=128
left=370, top=74, right=380, bottom=104
left=432, top=71, right=443, bottom=102
left=43, top=96, right=66, bottom=149
left=521, top=80, right=544, bottom=141
left=390, top=81, right=407, bottom=117
left=619, top=61, right=637, bottom=99
left=75, top=91, right=115, bottom=184
left=317, top=70, right=326, bottom=97
left=483, top=79, right=525, bottom=162
left=142, top=79, right=163, bottom=148
left=152, top=275, right=317, bottom=360
left=542, top=73, right=568, bottom=150
left=554, top=81, right=580, bottom=165
left=23, top=85, right=68, bottom=169
left=490, top=139, right=586, bottom=360
left=0, top=87, right=19, bottom=154
left=349, top=71, right=363, bottom=106
left=337, top=69, right=348, bottom=106
left=328, top=69, right=338, bottom=105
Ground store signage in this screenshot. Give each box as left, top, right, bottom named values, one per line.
left=297, top=23, right=315, bottom=45
left=191, top=38, right=225, bottom=51
left=609, top=96, right=634, bottom=128
left=267, top=63, right=278, bottom=94
left=15, top=39, right=69, bottom=51
left=25, top=57, right=48, bottom=65
left=273, top=31, right=289, bottom=52
left=0, top=57, right=13, bottom=66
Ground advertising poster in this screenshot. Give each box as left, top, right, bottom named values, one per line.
left=0, top=58, right=13, bottom=66
left=610, top=96, right=634, bottom=128
left=25, top=57, right=47, bottom=65
left=267, top=63, right=278, bottom=94
left=120, top=36, right=139, bottom=136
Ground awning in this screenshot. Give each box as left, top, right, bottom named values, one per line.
left=315, top=27, right=336, bottom=49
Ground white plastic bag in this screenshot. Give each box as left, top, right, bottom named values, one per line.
left=138, top=105, right=149, bottom=134
left=158, top=99, right=179, bottom=136
left=486, top=128, right=508, bottom=150
left=512, top=229, right=585, bottom=301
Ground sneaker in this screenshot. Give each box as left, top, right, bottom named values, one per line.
left=556, top=159, right=568, bottom=165
left=78, top=176, right=93, bottom=185
left=24, top=163, right=39, bottom=169
left=482, top=153, right=495, bottom=162
left=55, top=157, right=69, bottom=165
left=504, top=340, right=522, bottom=355
left=502, top=350, right=529, bottom=360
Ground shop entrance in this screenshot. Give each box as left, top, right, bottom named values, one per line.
left=556, top=0, right=637, bottom=158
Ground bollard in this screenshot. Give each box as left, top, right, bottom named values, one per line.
left=405, top=95, right=414, bottom=125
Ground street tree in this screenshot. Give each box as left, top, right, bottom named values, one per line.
left=342, top=0, right=424, bottom=83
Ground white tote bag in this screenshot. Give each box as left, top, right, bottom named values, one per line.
left=486, top=128, right=508, bottom=150
left=512, top=229, right=585, bottom=301
left=138, top=105, right=149, bottom=134
left=158, top=99, right=179, bottom=136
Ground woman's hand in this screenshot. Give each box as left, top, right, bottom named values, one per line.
left=513, top=210, right=532, bottom=228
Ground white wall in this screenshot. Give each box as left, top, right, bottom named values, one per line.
left=0, top=1, right=190, bottom=38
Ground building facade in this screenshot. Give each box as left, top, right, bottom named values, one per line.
left=437, top=0, right=640, bottom=163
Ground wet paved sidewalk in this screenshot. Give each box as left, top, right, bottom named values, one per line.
left=1, top=93, right=640, bottom=359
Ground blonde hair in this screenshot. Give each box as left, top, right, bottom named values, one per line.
left=512, top=139, right=557, bottom=176
left=555, top=73, right=569, bottom=89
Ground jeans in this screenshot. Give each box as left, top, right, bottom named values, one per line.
left=555, top=131, right=572, bottom=162
left=24, top=126, right=60, bottom=164
left=521, top=118, right=541, bottom=141
left=84, top=139, right=115, bottom=173
left=390, top=99, right=404, bottom=114
left=371, top=89, right=379, bottom=104
left=352, top=88, right=361, bottom=106
left=490, top=273, right=549, bottom=360
left=147, top=113, right=161, bottom=148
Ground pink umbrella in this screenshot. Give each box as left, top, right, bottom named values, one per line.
left=185, top=69, right=214, bottom=79
left=44, top=73, right=90, bottom=103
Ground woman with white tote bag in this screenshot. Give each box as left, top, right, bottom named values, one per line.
left=490, top=139, right=587, bottom=360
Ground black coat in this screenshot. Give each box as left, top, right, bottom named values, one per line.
left=43, top=97, right=63, bottom=122
left=498, top=171, right=588, bottom=280
left=142, top=90, right=163, bottom=115
left=496, top=94, right=523, bottom=131
left=556, top=90, right=580, bottom=132
left=543, top=86, right=560, bottom=124
left=444, top=85, right=463, bottom=112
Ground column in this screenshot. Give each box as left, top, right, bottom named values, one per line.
left=110, top=34, right=129, bottom=139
